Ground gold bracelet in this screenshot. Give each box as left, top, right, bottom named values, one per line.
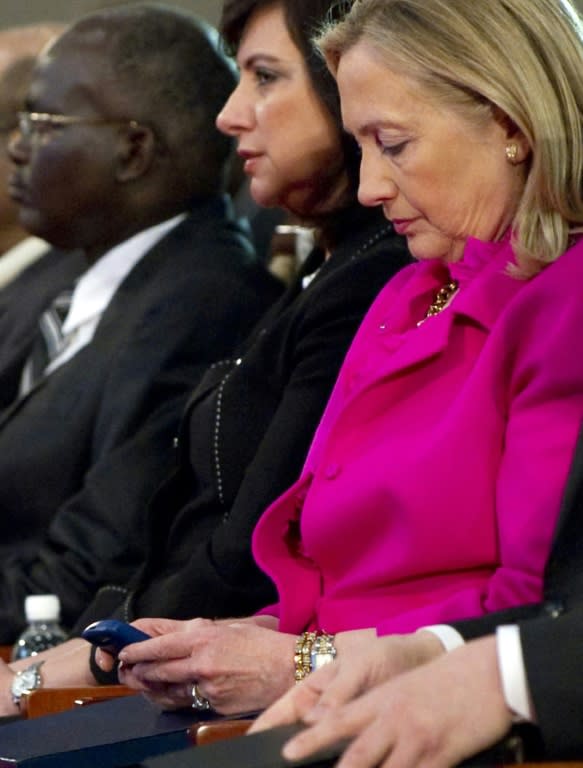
left=294, top=631, right=316, bottom=683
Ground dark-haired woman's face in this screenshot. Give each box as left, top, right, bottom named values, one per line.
left=216, top=3, right=347, bottom=217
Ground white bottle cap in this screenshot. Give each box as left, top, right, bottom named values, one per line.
left=24, top=594, right=61, bottom=622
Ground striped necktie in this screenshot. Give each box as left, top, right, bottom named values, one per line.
left=20, top=288, right=74, bottom=394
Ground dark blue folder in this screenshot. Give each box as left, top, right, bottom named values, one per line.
left=0, top=694, right=204, bottom=767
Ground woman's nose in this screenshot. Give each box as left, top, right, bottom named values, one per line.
left=216, top=84, right=253, bottom=137
left=357, top=149, right=398, bottom=208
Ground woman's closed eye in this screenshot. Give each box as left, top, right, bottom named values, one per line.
left=254, top=66, right=279, bottom=88
left=376, top=136, right=409, bottom=157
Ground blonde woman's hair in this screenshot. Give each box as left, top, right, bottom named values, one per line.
left=318, top=0, right=583, bottom=275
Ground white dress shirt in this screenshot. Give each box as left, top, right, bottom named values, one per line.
left=45, top=213, right=186, bottom=375
left=422, top=623, right=533, bottom=721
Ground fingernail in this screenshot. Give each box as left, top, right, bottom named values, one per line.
left=282, top=738, right=301, bottom=760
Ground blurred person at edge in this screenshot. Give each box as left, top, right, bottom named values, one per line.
left=0, top=24, right=64, bottom=285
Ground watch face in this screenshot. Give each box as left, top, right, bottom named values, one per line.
left=310, top=651, right=336, bottom=670
left=11, top=663, right=43, bottom=702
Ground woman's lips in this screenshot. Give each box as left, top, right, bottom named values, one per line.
left=392, top=218, right=416, bottom=235
left=243, top=157, right=261, bottom=174
left=238, top=149, right=263, bottom=174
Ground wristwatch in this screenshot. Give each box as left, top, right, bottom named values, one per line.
left=310, top=633, right=337, bottom=671
left=11, top=660, right=45, bottom=708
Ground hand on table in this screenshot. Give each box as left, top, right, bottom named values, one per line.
left=256, top=635, right=512, bottom=768
left=252, top=629, right=443, bottom=732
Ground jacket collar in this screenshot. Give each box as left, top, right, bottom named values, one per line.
left=451, top=236, right=524, bottom=331
left=357, top=237, right=525, bottom=384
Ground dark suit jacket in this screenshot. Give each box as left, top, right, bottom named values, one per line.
left=73, top=207, right=411, bottom=630
left=0, top=246, right=88, bottom=404
left=0, top=195, right=281, bottom=642
left=518, top=602, right=583, bottom=758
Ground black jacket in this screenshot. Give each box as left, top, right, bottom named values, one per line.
left=74, top=207, right=411, bottom=628
left=519, top=600, right=583, bottom=758
left=0, top=196, right=281, bottom=642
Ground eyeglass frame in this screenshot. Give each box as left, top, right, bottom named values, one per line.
left=16, top=111, right=140, bottom=139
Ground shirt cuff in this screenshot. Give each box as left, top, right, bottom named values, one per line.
left=495, top=624, right=534, bottom=722
left=417, top=624, right=465, bottom=652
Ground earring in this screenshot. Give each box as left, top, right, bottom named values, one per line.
left=505, top=143, right=519, bottom=163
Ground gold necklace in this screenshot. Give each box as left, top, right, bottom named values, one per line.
left=417, top=279, right=459, bottom=326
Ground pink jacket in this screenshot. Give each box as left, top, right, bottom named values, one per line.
left=252, top=236, right=583, bottom=635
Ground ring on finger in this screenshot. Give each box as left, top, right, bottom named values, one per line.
left=191, top=682, right=211, bottom=711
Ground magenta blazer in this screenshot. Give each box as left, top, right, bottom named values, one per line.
left=253, top=236, right=583, bottom=635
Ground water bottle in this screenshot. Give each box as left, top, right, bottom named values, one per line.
left=11, top=594, right=68, bottom=660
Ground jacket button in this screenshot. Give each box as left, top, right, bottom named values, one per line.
left=324, top=463, right=341, bottom=480
left=544, top=600, right=564, bottom=618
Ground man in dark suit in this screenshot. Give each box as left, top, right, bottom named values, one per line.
left=0, top=4, right=280, bottom=642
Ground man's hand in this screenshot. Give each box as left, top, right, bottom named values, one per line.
left=267, top=635, right=512, bottom=768
left=252, top=629, right=444, bottom=732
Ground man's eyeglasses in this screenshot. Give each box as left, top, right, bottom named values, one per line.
left=16, top=111, right=139, bottom=139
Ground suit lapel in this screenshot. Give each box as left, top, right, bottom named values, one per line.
left=0, top=376, right=48, bottom=428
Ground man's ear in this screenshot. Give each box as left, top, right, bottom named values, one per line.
left=115, top=121, right=157, bottom=182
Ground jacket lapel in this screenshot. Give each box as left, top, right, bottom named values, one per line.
left=361, top=240, right=525, bottom=388
left=0, top=376, right=47, bottom=428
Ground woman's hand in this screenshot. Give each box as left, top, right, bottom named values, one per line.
left=93, top=614, right=279, bottom=675
left=116, top=617, right=295, bottom=714
left=263, top=636, right=513, bottom=768
left=0, top=637, right=95, bottom=715
left=252, top=629, right=444, bottom=731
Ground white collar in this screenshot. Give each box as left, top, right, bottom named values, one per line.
left=62, top=213, right=186, bottom=335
